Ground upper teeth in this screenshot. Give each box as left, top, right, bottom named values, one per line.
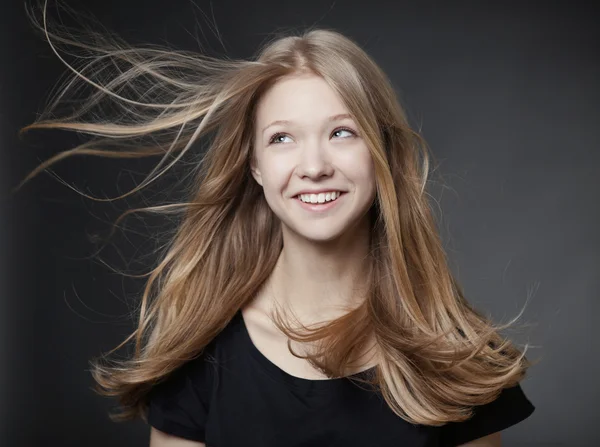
left=298, top=191, right=341, bottom=204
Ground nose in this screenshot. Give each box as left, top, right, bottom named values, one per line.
left=297, top=140, right=334, bottom=180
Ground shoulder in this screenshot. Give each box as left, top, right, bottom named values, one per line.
left=439, top=383, right=535, bottom=446
left=145, top=315, right=241, bottom=442
left=147, top=310, right=245, bottom=401
left=146, top=349, right=216, bottom=414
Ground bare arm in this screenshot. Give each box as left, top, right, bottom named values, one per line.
left=149, top=427, right=206, bottom=447
left=458, top=431, right=501, bottom=447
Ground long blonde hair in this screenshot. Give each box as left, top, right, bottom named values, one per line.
left=18, top=2, right=535, bottom=427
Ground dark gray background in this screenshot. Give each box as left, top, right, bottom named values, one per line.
left=1, top=1, right=598, bottom=446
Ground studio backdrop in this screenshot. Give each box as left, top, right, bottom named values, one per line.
left=1, top=1, right=598, bottom=446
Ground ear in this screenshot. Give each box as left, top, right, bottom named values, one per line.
left=250, top=157, right=263, bottom=187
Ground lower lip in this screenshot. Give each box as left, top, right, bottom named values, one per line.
left=294, top=193, right=346, bottom=212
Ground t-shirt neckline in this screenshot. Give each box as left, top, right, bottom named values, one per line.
left=234, top=308, right=376, bottom=393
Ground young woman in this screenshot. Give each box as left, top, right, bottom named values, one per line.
left=19, top=5, right=536, bottom=447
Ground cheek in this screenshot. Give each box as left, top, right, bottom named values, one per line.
left=258, top=156, right=292, bottom=194
left=340, top=148, right=376, bottom=187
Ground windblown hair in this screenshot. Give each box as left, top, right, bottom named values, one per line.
left=19, top=2, right=534, bottom=427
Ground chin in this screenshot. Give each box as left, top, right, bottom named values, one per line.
left=304, top=233, right=344, bottom=244
left=288, top=225, right=350, bottom=244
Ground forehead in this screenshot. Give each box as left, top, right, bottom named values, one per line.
left=254, top=73, right=350, bottom=126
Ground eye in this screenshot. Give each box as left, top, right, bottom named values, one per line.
left=268, top=127, right=358, bottom=145
left=331, top=127, right=357, bottom=139
left=268, top=133, right=293, bottom=145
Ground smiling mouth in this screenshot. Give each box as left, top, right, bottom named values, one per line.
left=293, top=191, right=346, bottom=206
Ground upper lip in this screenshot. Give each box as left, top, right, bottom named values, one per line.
left=293, top=189, right=346, bottom=197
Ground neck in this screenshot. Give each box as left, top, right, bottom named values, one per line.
left=266, top=217, right=372, bottom=325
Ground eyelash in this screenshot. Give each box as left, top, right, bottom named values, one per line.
left=268, top=127, right=358, bottom=145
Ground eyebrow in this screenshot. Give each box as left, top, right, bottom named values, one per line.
left=261, top=113, right=354, bottom=135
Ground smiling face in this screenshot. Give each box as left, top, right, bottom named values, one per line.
left=251, top=72, right=377, bottom=243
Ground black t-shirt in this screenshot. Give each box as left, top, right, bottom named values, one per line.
left=146, top=309, right=535, bottom=446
